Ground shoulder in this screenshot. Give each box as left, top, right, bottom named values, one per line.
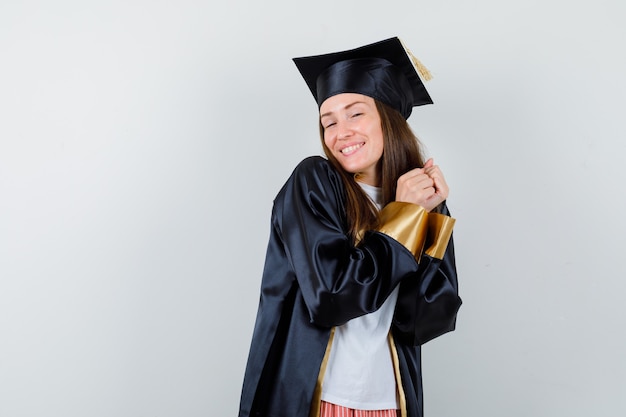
left=275, top=156, right=346, bottom=213
left=286, top=156, right=343, bottom=192
left=291, top=156, right=335, bottom=178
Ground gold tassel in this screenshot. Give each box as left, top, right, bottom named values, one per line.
left=409, top=52, right=433, bottom=81
left=400, top=39, right=433, bottom=81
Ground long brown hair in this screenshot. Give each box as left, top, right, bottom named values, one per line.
left=320, top=99, right=426, bottom=242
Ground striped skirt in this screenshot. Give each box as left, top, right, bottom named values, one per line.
left=320, top=401, right=399, bottom=417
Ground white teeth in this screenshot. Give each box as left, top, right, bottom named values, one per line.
left=341, top=143, right=363, bottom=154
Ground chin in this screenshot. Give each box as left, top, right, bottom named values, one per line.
left=339, top=165, right=360, bottom=175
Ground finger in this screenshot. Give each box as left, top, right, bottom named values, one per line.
left=432, top=176, right=449, bottom=198
left=423, top=158, right=434, bottom=169
left=425, top=167, right=446, bottom=188
left=399, top=167, right=427, bottom=182
left=406, top=174, right=434, bottom=188
left=428, top=175, right=442, bottom=188
left=424, top=165, right=441, bottom=177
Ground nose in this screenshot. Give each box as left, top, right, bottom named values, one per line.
left=336, top=120, right=353, bottom=140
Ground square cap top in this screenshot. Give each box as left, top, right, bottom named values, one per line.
left=293, top=37, right=433, bottom=119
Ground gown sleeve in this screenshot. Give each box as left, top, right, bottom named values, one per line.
left=391, top=203, right=462, bottom=346
left=274, top=157, right=428, bottom=328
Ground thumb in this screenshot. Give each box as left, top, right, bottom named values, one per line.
left=423, top=158, right=434, bottom=169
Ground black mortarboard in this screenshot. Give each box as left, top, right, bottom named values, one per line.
left=293, top=37, right=433, bottom=119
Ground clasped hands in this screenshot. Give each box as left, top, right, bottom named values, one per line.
left=395, top=158, right=449, bottom=212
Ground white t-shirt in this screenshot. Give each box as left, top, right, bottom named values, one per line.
left=320, top=182, right=399, bottom=410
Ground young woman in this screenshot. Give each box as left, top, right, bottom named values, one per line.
left=239, top=37, right=461, bottom=417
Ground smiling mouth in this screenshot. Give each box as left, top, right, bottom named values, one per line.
left=340, top=143, right=364, bottom=155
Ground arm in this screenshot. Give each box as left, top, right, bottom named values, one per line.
left=275, top=157, right=428, bottom=328
left=392, top=203, right=462, bottom=345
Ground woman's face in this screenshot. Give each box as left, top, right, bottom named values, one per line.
left=320, top=93, right=384, bottom=186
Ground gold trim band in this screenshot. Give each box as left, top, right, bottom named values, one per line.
left=388, top=333, right=407, bottom=417
left=378, top=202, right=429, bottom=259
left=309, top=328, right=336, bottom=417
left=424, top=213, right=455, bottom=259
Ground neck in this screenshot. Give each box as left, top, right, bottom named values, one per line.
left=354, top=173, right=380, bottom=187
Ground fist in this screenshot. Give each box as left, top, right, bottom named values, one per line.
left=395, top=158, right=449, bottom=212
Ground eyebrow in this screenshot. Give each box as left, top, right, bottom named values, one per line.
left=320, top=101, right=367, bottom=119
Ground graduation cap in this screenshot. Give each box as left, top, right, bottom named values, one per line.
left=293, top=37, right=433, bottom=119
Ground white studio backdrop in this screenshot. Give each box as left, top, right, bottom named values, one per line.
left=1, top=1, right=625, bottom=416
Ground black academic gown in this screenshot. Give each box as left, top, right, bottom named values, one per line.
left=239, top=156, right=461, bottom=417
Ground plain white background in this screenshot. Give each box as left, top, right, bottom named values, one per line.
left=1, top=1, right=625, bottom=416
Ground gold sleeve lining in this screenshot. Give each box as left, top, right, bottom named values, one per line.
left=388, top=333, right=408, bottom=417
left=377, top=202, right=429, bottom=259
left=308, top=328, right=335, bottom=417
left=424, top=213, right=455, bottom=259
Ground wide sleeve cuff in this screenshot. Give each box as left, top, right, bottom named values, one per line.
left=377, top=202, right=429, bottom=258
left=424, top=212, right=455, bottom=259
